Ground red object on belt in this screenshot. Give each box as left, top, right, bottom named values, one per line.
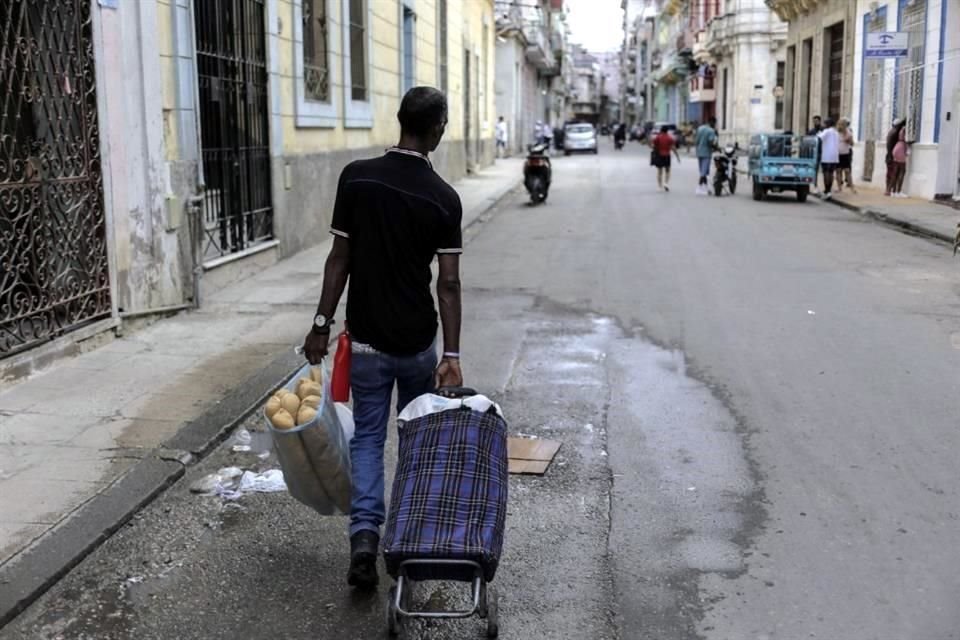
left=331, top=328, right=351, bottom=402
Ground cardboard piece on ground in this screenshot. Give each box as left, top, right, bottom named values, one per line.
left=507, top=437, right=561, bottom=475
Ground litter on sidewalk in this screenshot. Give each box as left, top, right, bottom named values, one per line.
left=507, top=437, right=562, bottom=475
left=189, top=466, right=287, bottom=499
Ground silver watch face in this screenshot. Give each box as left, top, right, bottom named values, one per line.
left=313, top=314, right=327, bottom=328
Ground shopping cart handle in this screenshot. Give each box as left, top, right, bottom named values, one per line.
left=436, top=386, right=477, bottom=399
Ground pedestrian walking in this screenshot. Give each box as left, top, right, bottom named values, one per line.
left=496, top=116, right=508, bottom=158
left=694, top=117, right=718, bottom=195
left=651, top=125, right=681, bottom=192
left=301, top=86, right=464, bottom=590
left=817, top=117, right=840, bottom=200
left=836, top=118, right=855, bottom=194
left=884, top=118, right=906, bottom=197
left=891, top=123, right=910, bottom=197
left=806, top=115, right=823, bottom=136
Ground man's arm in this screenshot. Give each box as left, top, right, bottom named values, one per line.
left=302, top=236, right=350, bottom=364
left=434, top=253, right=463, bottom=390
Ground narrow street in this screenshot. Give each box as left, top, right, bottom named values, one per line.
left=3, top=141, right=959, bottom=640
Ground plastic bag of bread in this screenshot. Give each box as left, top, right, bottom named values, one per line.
left=264, top=363, right=353, bottom=515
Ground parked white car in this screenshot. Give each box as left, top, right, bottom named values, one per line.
left=563, top=123, right=598, bottom=155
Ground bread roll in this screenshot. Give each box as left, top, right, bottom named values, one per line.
left=297, top=381, right=322, bottom=400
left=301, top=395, right=321, bottom=410
left=265, top=395, right=282, bottom=419
left=280, top=393, right=301, bottom=415
left=297, top=406, right=318, bottom=425
left=271, top=408, right=296, bottom=430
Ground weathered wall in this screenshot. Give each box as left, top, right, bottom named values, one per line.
left=782, top=0, right=857, bottom=133
left=849, top=0, right=955, bottom=199
left=98, top=0, right=188, bottom=313
left=271, top=139, right=469, bottom=257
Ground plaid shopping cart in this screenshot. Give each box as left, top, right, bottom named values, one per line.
left=382, top=389, right=508, bottom=638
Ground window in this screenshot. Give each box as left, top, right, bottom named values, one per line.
left=775, top=61, right=785, bottom=129
left=303, top=0, right=329, bottom=101
left=894, top=0, right=926, bottom=141
left=349, top=0, right=367, bottom=101
left=341, top=0, right=371, bottom=127
left=437, top=0, right=448, bottom=93
left=402, top=6, right=416, bottom=93
left=482, top=23, right=489, bottom=123
left=294, top=0, right=337, bottom=127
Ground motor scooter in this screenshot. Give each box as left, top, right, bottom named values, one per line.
left=523, top=142, right=552, bottom=204
left=712, top=143, right=739, bottom=196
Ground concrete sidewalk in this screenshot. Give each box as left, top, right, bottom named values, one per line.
left=0, top=158, right=521, bottom=625
left=823, top=182, right=959, bottom=246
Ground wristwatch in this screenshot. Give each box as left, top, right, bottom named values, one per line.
left=312, top=313, right=334, bottom=333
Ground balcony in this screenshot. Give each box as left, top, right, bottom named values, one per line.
left=524, top=20, right=559, bottom=75
left=765, top=0, right=826, bottom=22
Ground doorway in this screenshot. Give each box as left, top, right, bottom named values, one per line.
left=861, top=8, right=886, bottom=182
left=800, top=37, right=813, bottom=131
left=194, top=0, right=273, bottom=262
left=0, top=0, right=111, bottom=358
left=825, top=22, right=844, bottom=120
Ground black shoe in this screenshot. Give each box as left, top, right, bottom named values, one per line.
left=347, top=531, right=379, bottom=589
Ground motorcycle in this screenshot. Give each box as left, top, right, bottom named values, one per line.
left=712, top=143, right=739, bottom=196
left=613, top=125, right=627, bottom=150
left=523, top=142, right=552, bottom=204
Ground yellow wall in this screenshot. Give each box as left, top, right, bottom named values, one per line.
left=157, top=0, right=495, bottom=160
left=275, top=0, right=494, bottom=156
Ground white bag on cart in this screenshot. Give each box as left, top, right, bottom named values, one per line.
left=264, top=363, right=354, bottom=515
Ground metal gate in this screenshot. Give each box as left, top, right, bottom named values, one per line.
left=0, top=0, right=111, bottom=358
left=194, top=0, right=273, bottom=261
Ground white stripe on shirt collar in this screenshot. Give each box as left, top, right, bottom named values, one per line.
left=386, top=146, right=433, bottom=169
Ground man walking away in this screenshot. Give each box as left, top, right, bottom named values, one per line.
left=301, top=86, right=464, bottom=590
left=652, top=125, right=681, bottom=192
left=496, top=116, right=508, bottom=158
left=817, top=117, right=840, bottom=200
left=694, top=117, right=718, bottom=195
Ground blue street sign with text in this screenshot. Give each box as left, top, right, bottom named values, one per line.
left=865, top=32, right=908, bottom=58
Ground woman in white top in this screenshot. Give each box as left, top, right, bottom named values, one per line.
left=837, top=118, right=856, bottom=194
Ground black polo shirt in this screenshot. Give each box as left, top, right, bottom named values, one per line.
left=330, top=149, right=462, bottom=356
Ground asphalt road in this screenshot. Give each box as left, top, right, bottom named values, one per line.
left=3, top=142, right=959, bottom=640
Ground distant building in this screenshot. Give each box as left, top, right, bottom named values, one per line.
left=769, top=0, right=960, bottom=200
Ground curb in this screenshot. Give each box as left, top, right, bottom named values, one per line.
left=0, top=176, right=519, bottom=630
left=0, top=346, right=303, bottom=629
left=824, top=197, right=955, bottom=246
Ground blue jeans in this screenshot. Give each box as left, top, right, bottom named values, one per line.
left=698, top=156, right=712, bottom=180
left=349, top=344, right=437, bottom=537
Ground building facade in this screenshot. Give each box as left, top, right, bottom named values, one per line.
left=770, top=0, right=959, bottom=200
left=1, top=0, right=495, bottom=371
left=698, top=0, right=787, bottom=143
left=494, top=0, right=565, bottom=154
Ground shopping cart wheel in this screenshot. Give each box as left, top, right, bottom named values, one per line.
left=386, top=586, right=402, bottom=637
left=486, top=586, right=499, bottom=638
